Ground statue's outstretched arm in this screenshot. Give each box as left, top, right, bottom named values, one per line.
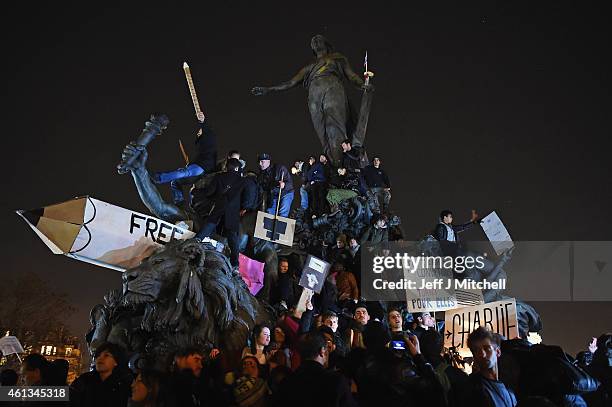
left=121, top=144, right=188, bottom=223
left=251, top=66, right=308, bottom=96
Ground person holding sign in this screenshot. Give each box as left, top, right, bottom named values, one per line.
left=257, top=153, right=294, bottom=218
left=461, top=327, right=517, bottom=407
left=433, top=209, right=480, bottom=256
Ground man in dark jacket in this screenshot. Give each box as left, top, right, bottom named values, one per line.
left=257, top=153, right=294, bottom=218
left=306, top=155, right=330, bottom=216
left=461, top=327, right=517, bottom=407
left=273, top=331, right=356, bottom=407
left=433, top=209, right=479, bottom=256
left=340, top=139, right=362, bottom=174
left=153, top=117, right=218, bottom=204
left=361, top=157, right=391, bottom=214
left=170, top=347, right=205, bottom=407
left=69, top=342, right=132, bottom=407
left=195, top=158, right=245, bottom=266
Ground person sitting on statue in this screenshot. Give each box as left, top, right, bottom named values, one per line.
left=257, top=153, right=294, bottom=218
left=433, top=209, right=480, bottom=257
left=362, top=156, right=391, bottom=214
left=326, top=166, right=366, bottom=212
left=194, top=158, right=246, bottom=267
left=360, top=214, right=389, bottom=245
left=306, top=154, right=330, bottom=217
left=152, top=112, right=217, bottom=205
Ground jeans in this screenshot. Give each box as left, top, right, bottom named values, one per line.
left=195, top=222, right=240, bottom=267
left=155, top=164, right=204, bottom=204
left=267, top=191, right=294, bottom=218
left=366, top=187, right=391, bottom=214
left=299, top=186, right=309, bottom=209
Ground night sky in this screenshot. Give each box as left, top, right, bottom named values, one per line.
left=2, top=2, right=611, bottom=356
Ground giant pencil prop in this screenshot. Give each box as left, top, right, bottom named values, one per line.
left=183, top=62, right=204, bottom=121
left=17, top=196, right=195, bottom=271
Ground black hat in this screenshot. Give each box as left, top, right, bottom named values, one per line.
left=258, top=153, right=271, bottom=161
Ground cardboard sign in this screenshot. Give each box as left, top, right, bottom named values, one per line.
left=0, top=336, right=24, bottom=356
left=481, top=211, right=514, bottom=255
left=444, top=298, right=519, bottom=355
left=253, top=211, right=296, bottom=247
left=17, top=196, right=195, bottom=271
left=298, top=255, right=331, bottom=294
left=404, top=266, right=484, bottom=312
left=238, top=253, right=265, bottom=295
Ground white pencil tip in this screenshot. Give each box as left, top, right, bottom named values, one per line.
left=183, top=62, right=189, bottom=68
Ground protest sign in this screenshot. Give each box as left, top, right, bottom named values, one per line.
left=444, top=298, right=519, bottom=355
left=253, top=211, right=295, bottom=247
left=17, top=196, right=195, bottom=271
left=298, top=255, right=331, bottom=294
left=481, top=211, right=514, bottom=255
left=0, top=336, right=24, bottom=356
left=238, top=253, right=265, bottom=295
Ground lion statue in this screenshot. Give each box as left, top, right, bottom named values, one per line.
left=86, top=238, right=274, bottom=371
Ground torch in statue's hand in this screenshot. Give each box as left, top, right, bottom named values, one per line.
left=251, top=86, right=270, bottom=96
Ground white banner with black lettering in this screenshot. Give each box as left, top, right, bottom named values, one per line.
left=17, top=196, right=195, bottom=271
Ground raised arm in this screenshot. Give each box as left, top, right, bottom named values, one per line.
left=251, top=65, right=309, bottom=96
left=120, top=143, right=189, bottom=223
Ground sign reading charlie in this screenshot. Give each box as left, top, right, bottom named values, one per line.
left=444, top=298, right=519, bottom=354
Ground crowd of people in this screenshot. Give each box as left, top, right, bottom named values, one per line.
left=1, top=118, right=610, bottom=407
left=1, top=319, right=610, bottom=406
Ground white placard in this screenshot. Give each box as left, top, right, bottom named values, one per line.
left=481, top=211, right=514, bottom=255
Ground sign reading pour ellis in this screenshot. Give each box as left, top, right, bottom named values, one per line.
left=17, top=196, right=195, bottom=271
left=444, top=298, right=519, bottom=355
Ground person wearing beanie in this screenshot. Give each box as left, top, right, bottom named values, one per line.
left=257, top=153, right=294, bottom=217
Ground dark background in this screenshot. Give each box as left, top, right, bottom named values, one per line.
left=2, top=2, right=610, bottom=356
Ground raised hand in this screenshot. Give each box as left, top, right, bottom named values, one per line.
left=251, top=86, right=270, bottom=96
left=404, top=333, right=421, bottom=357
left=120, top=143, right=148, bottom=171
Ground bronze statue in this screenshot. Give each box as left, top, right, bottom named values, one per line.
left=87, top=239, right=273, bottom=371
left=252, top=35, right=373, bottom=166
